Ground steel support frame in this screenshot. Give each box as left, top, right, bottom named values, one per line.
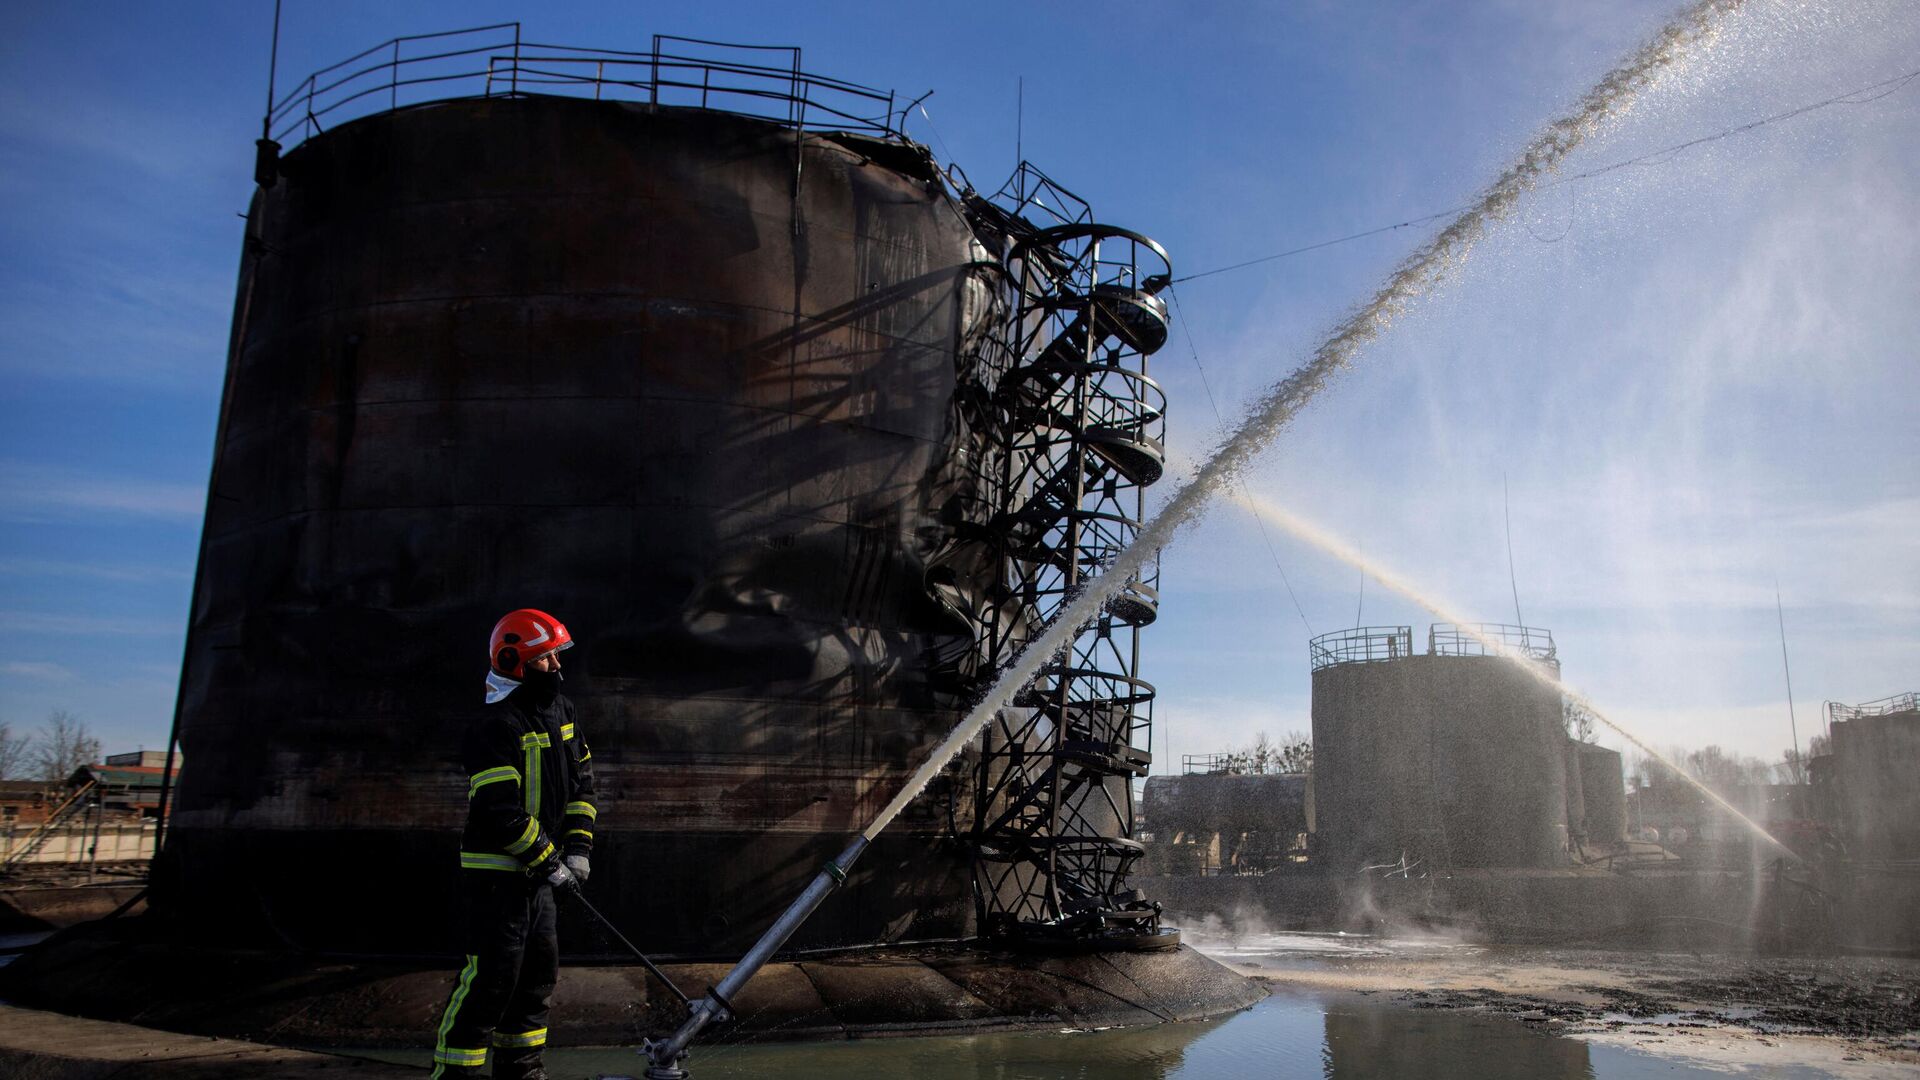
left=960, top=165, right=1172, bottom=946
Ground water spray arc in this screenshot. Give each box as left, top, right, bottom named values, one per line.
left=639, top=1, right=1749, bottom=1072
left=1230, top=489, right=1795, bottom=858
left=875, top=0, right=1746, bottom=843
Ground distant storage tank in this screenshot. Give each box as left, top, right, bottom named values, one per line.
left=1142, top=772, right=1308, bottom=875
left=1563, top=739, right=1588, bottom=846
left=164, top=94, right=1005, bottom=955
left=1142, top=773, right=1309, bottom=840
left=1815, top=696, right=1920, bottom=861
left=1576, top=743, right=1627, bottom=846
left=1309, top=625, right=1570, bottom=871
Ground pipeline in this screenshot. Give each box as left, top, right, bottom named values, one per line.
left=638, top=837, right=868, bottom=1079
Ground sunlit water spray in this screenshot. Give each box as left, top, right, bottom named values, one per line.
left=863, top=0, right=1746, bottom=843
left=1230, top=490, right=1795, bottom=858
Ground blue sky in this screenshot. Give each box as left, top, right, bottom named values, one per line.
left=1, top=2, right=1914, bottom=769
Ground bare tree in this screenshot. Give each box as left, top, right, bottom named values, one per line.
left=1222, top=730, right=1312, bottom=775
left=31, top=709, right=101, bottom=782
left=1678, top=745, right=1773, bottom=794
left=1273, top=731, right=1313, bottom=774
left=1777, top=733, right=1833, bottom=785
left=1563, top=698, right=1596, bottom=743
left=0, top=721, right=29, bottom=780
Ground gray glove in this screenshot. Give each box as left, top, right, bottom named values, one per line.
left=543, top=857, right=579, bottom=892
left=564, top=853, right=591, bottom=885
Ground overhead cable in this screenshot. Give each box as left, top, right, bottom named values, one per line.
left=1173, top=65, right=1920, bottom=284
left=1166, top=285, right=1316, bottom=638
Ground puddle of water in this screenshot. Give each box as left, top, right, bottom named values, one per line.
left=355, top=991, right=1836, bottom=1078
left=0, top=931, right=52, bottom=969
left=1182, top=928, right=1482, bottom=963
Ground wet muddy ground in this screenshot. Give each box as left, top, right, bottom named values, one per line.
left=1190, top=927, right=1920, bottom=1074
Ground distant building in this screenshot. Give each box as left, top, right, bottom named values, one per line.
left=1142, top=759, right=1311, bottom=876
left=104, top=750, right=172, bottom=770
left=1812, top=693, right=1920, bottom=862
left=68, top=751, right=183, bottom=819
left=0, top=781, right=60, bottom=827
left=1626, top=778, right=1810, bottom=862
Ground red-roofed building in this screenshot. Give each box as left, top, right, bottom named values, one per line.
left=67, top=754, right=182, bottom=819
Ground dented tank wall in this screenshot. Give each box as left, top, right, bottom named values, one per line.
left=165, top=97, right=1004, bottom=955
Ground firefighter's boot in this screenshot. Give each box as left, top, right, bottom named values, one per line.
left=496, top=1049, right=550, bottom=1080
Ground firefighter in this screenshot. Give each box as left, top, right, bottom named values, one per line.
left=430, top=608, right=597, bottom=1080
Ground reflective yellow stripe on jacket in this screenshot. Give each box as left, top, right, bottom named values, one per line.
left=520, top=731, right=551, bottom=816
left=503, top=818, right=540, bottom=856
left=468, top=766, right=519, bottom=799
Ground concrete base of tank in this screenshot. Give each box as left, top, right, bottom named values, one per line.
left=1, top=917, right=1267, bottom=1048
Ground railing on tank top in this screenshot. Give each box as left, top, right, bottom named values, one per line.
left=1427, top=622, right=1557, bottom=663
left=267, top=25, right=902, bottom=151
left=1308, top=625, right=1414, bottom=671
left=1826, top=691, right=1919, bottom=725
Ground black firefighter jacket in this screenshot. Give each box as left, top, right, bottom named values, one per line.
left=459, top=687, right=597, bottom=874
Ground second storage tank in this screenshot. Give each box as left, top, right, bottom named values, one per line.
left=1309, top=625, right=1571, bottom=871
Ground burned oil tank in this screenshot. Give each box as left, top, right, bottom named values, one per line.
left=162, top=91, right=1011, bottom=956
left=1308, top=624, right=1571, bottom=872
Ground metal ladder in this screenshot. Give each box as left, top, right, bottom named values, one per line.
left=2, top=779, right=97, bottom=870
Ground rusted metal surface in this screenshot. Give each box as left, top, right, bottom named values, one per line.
left=165, top=97, right=1002, bottom=955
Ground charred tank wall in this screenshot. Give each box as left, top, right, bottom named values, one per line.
left=164, top=97, right=1002, bottom=955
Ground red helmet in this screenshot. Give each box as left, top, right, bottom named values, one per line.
left=489, top=608, right=573, bottom=678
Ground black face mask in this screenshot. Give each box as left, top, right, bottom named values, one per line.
left=520, top=667, right=564, bottom=700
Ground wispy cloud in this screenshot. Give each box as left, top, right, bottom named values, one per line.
left=0, top=558, right=192, bottom=583
left=0, top=461, right=202, bottom=523
left=0, top=612, right=179, bottom=637
left=0, top=660, right=75, bottom=681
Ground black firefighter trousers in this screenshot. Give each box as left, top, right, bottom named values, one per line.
left=431, top=871, right=558, bottom=1077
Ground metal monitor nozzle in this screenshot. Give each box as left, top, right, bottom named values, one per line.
left=638, top=835, right=870, bottom=1078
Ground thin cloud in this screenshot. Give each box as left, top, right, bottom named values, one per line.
left=0, top=461, right=203, bottom=523
left=0, top=558, right=192, bottom=583
left=0, top=660, right=75, bottom=681
left=0, top=611, right=178, bottom=636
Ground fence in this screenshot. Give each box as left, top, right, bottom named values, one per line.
left=1, top=820, right=156, bottom=865
left=1427, top=622, right=1557, bottom=662
left=267, top=26, right=901, bottom=151
left=1308, top=626, right=1414, bottom=671
left=1827, top=692, right=1918, bottom=725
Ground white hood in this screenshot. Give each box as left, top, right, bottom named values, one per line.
left=484, top=669, right=521, bottom=704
